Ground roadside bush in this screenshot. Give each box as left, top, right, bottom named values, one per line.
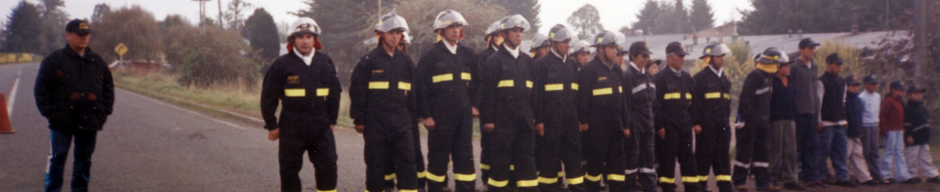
left=164, top=26, right=260, bottom=89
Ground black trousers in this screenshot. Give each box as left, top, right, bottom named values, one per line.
left=695, top=125, right=733, bottom=192
left=487, top=106, right=537, bottom=192
left=732, top=122, right=770, bottom=187
left=536, top=114, right=585, bottom=192
left=655, top=124, right=698, bottom=192
left=278, top=120, right=337, bottom=192
left=584, top=113, right=626, bottom=192
left=426, top=108, right=475, bottom=192
left=384, top=119, right=427, bottom=190
left=625, top=131, right=657, bottom=192
left=364, top=110, right=417, bottom=192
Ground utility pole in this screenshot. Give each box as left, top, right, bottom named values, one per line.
left=913, top=0, right=927, bottom=83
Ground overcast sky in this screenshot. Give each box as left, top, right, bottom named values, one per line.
left=1, top=0, right=753, bottom=34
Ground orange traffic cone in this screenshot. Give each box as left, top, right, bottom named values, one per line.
left=0, top=93, right=14, bottom=134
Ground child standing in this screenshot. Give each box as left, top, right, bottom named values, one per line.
left=903, top=85, right=940, bottom=183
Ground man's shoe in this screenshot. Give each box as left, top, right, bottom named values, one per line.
left=441, top=186, right=453, bottom=192
left=886, top=178, right=897, bottom=184
left=902, top=178, right=922, bottom=184
left=835, top=180, right=858, bottom=188
left=735, top=185, right=749, bottom=191
left=756, top=184, right=781, bottom=192
left=783, top=182, right=806, bottom=191
left=927, top=176, right=940, bottom=184
left=861, top=180, right=879, bottom=186
left=808, top=180, right=827, bottom=188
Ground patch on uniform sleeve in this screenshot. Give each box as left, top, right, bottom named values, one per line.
left=372, top=70, right=384, bottom=74
left=287, top=76, right=300, bottom=84
left=598, top=76, right=607, bottom=81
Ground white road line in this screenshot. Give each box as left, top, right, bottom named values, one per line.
left=7, top=77, right=19, bottom=115
left=17, top=68, right=22, bottom=75
left=120, top=89, right=248, bottom=130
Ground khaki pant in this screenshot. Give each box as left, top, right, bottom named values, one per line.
left=768, top=120, right=799, bottom=184
left=905, top=144, right=940, bottom=178
left=846, top=137, right=873, bottom=182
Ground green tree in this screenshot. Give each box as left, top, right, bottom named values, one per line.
left=633, top=0, right=661, bottom=35
left=91, top=3, right=110, bottom=24
left=4, top=1, right=44, bottom=54
left=164, top=25, right=260, bottom=88
left=37, top=0, right=68, bottom=55
left=89, top=5, right=163, bottom=62
left=244, top=8, right=280, bottom=63
left=740, top=0, right=914, bottom=35
left=486, top=0, right=541, bottom=35
left=689, top=0, right=714, bottom=32
left=223, top=0, right=252, bottom=31
left=674, top=0, right=689, bottom=34
left=567, top=4, right=603, bottom=40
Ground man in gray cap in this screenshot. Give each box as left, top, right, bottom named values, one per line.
left=623, top=41, right=659, bottom=192
left=791, top=38, right=825, bottom=187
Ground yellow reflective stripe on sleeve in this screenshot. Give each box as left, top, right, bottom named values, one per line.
left=398, top=82, right=411, bottom=91
left=454, top=173, right=476, bottom=182
left=526, top=81, right=533, bottom=88
left=480, top=163, right=490, bottom=170
left=488, top=178, right=509, bottom=187
left=461, top=72, right=471, bottom=80
left=432, top=73, right=454, bottom=83
left=399, top=190, right=418, bottom=192
left=538, top=176, right=558, bottom=184
left=545, top=83, right=564, bottom=91
left=510, top=164, right=515, bottom=170
left=285, top=88, right=306, bottom=97
left=558, top=171, right=564, bottom=177
left=567, top=176, right=584, bottom=185
left=517, top=179, right=538, bottom=187
left=571, top=83, right=579, bottom=90
left=316, top=88, right=329, bottom=96
left=686, top=93, right=693, bottom=99
left=682, top=176, right=701, bottom=183
left=705, top=92, right=722, bottom=99
left=417, top=171, right=426, bottom=178
left=585, top=173, right=602, bottom=182
left=663, top=92, right=681, bottom=100
left=426, top=172, right=446, bottom=182
left=607, top=174, right=626, bottom=181
left=724, top=93, right=730, bottom=99
left=385, top=173, right=396, bottom=181
left=368, top=81, right=390, bottom=89
left=716, top=174, right=732, bottom=181
left=316, top=190, right=337, bottom=192
left=497, top=80, right=515, bottom=87
left=593, top=87, right=613, bottom=96
left=619, top=86, right=623, bottom=93
left=659, top=177, right=676, bottom=183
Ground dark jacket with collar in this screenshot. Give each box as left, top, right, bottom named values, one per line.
left=415, top=41, right=482, bottom=119
left=845, top=91, right=863, bottom=138
left=623, top=63, right=656, bottom=133
left=533, top=51, right=578, bottom=126
left=770, top=76, right=796, bottom=121
left=34, top=44, right=114, bottom=132
left=904, top=100, right=930, bottom=146
left=654, top=66, right=694, bottom=131
left=349, top=47, right=417, bottom=126
left=480, top=45, right=538, bottom=125
left=260, top=50, right=342, bottom=130
left=691, top=66, right=731, bottom=130
left=576, top=56, right=628, bottom=132
left=738, top=69, right=775, bottom=124
left=819, top=72, right=846, bottom=122
left=790, top=58, right=819, bottom=114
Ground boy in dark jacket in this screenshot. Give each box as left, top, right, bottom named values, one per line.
left=903, top=85, right=940, bottom=183
left=844, top=75, right=876, bottom=185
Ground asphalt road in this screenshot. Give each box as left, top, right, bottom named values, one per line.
left=1, top=62, right=937, bottom=192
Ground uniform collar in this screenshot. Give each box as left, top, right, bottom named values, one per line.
left=550, top=48, right=566, bottom=63
left=504, top=44, right=520, bottom=59
left=670, top=66, right=682, bottom=76
left=444, top=40, right=459, bottom=55
left=630, top=61, right=645, bottom=74
left=294, top=47, right=315, bottom=66
left=709, top=65, right=723, bottom=78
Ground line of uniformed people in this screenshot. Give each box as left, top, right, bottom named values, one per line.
left=263, top=9, right=794, bottom=192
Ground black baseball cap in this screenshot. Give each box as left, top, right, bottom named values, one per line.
left=863, top=75, right=878, bottom=84
left=665, top=42, right=687, bottom=56
left=799, top=38, right=820, bottom=49
left=845, top=75, right=861, bottom=85
left=826, top=53, right=844, bottom=64
left=629, top=41, right=652, bottom=56
left=907, top=85, right=927, bottom=93
left=890, top=81, right=906, bottom=90
left=66, top=19, right=92, bottom=35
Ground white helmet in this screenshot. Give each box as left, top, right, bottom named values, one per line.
left=498, top=14, right=530, bottom=32
left=569, top=40, right=593, bottom=56
left=289, top=17, right=321, bottom=38
left=433, top=9, right=468, bottom=31
left=531, top=34, right=550, bottom=50
left=375, top=13, right=409, bottom=33
left=401, top=32, right=412, bottom=45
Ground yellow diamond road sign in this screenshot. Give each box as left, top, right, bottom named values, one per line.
left=114, top=43, right=128, bottom=57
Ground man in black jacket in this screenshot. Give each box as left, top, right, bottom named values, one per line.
left=654, top=40, right=698, bottom=192
left=577, top=30, right=630, bottom=191
left=532, top=24, right=585, bottom=192
left=477, top=19, right=502, bottom=186
left=623, top=41, right=659, bottom=192
left=480, top=14, right=538, bottom=192
left=414, top=10, right=481, bottom=192
left=350, top=13, right=420, bottom=192
left=903, top=85, right=940, bottom=183
left=34, top=19, right=114, bottom=192
left=733, top=48, right=786, bottom=191
left=691, top=42, right=733, bottom=192
left=816, top=53, right=855, bottom=188
left=260, top=17, right=341, bottom=192
left=845, top=75, right=876, bottom=186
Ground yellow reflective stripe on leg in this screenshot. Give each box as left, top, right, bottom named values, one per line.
left=585, top=173, right=602, bottom=182
left=460, top=72, right=471, bottom=80
left=398, top=82, right=411, bottom=91
left=488, top=178, right=509, bottom=187
left=480, top=163, right=490, bottom=170
left=724, top=93, right=730, bottom=99
left=682, top=176, right=700, bottom=183
left=510, top=164, right=515, bottom=170
left=659, top=177, right=676, bottom=183
left=705, top=92, right=722, bottom=99
left=698, top=175, right=710, bottom=182
left=526, top=81, right=533, bottom=88
left=316, top=88, right=329, bottom=96
left=399, top=190, right=418, bottom=192
left=385, top=173, right=396, bottom=180
left=619, top=86, right=623, bottom=93
left=571, top=83, right=579, bottom=90
left=607, top=174, right=626, bottom=181
left=433, top=73, right=454, bottom=83
left=285, top=88, right=306, bottom=97
left=497, top=80, right=514, bottom=87
left=567, top=176, right=584, bottom=185
left=454, top=173, right=477, bottom=182
left=716, top=174, right=732, bottom=181
left=593, top=87, right=613, bottom=96
left=538, top=176, right=558, bottom=184
left=686, top=93, right=693, bottom=99
left=368, top=81, right=389, bottom=89
left=426, top=172, right=446, bottom=182
left=663, top=92, right=681, bottom=99
left=317, top=190, right=337, bottom=192
left=545, top=83, right=564, bottom=91
left=517, top=179, right=538, bottom=187
left=417, top=171, right=426, bottom=178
